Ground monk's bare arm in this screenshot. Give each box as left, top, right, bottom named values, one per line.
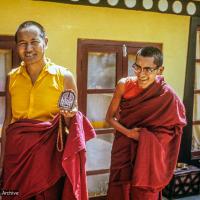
left=0, top=76, right=12, bottom=172
left=106, top=79, right=140, bottom=140
left=61, top=70, right=78, bottom=126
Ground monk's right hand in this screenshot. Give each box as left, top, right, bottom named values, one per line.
left=126, top=128, right=141, bottom=140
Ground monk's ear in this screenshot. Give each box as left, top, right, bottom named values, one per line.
left=44, top=36, right=48, bottom=49
left=157, top=66, right=164, bottom=75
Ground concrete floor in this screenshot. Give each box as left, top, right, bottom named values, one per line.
left=163, top=195, right=200, bottom=199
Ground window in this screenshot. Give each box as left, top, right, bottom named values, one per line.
left=77, top=39, right=162, bottom=198
left=192, top=28, right=200, bottom=155
left=179, top=17, right=200, bottom=165
left=0, top=36, right=19, bottom=137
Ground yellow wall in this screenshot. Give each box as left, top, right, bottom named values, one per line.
left=0, top=0, right=190, bottom=98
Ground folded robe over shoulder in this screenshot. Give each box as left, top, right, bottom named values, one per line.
left=2, top=111, right=96, bottom=200
left=108, top=76, right=187, bottom=199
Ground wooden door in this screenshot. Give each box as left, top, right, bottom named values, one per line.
left=77, top=39, right=162, bottom=198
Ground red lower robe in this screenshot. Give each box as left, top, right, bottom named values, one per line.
left=2, top=112, right=96, bottom=200
left=107, top=76, right=187, bottom=200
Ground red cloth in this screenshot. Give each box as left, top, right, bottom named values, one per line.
left=108, top=76, right=186, bottom=200
left=62, top=111, right=96, bottom=200
left=2, top=111, right=95, bottom=200
left=123, top=77, right=143, bottom=99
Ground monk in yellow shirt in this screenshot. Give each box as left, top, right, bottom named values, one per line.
left=0, top=21, right=89, bottom=200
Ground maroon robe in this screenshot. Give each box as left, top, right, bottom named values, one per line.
left=107, top=76, right=186, bottom=200
left=2, top=112, right=96, bottom=200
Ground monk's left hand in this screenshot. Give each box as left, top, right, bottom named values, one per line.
left=60, top=107, right=77, bottom=128
left=60, top=107, right=77, bottom=118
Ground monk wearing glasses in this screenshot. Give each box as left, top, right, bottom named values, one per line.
left=106, top=46, right=186, bottom=200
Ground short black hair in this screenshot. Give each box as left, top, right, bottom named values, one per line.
left=136, top=46, right=163, bottom=67
left=15, top=21, right=46, bottom=42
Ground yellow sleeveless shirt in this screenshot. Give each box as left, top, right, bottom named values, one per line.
left=9, top=60, right=67, bottom=122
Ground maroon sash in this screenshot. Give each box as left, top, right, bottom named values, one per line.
left=2, top=112, right=95, bottom=200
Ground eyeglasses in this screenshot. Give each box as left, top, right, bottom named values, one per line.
left=132, top=63, right=159, bottom=74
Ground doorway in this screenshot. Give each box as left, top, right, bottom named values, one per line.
left=77, top=39, right=162, bottom=198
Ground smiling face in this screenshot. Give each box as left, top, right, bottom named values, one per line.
left=134, top=55, right=163, bottom=89
left=16, top=25, right=47, bottom=67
